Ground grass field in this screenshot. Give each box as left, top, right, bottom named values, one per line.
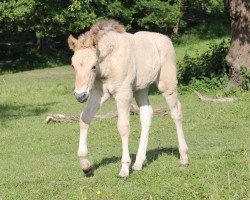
left=0, top=37, right=249, bottom=200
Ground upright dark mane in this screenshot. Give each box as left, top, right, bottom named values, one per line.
left=77, top=31, right=93, bottom=49
left=77, top=19, right=125, bottom=48
left=90, top=19, right=125, bottom=37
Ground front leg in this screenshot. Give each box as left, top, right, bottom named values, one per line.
left=78, top=89, right=105, bottom=175
left=115, top=91, right=132, bottom=177
left=78, top=118, right=91, bottom=174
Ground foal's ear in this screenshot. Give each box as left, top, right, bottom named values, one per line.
left=68, top=35, right=77, bottom=51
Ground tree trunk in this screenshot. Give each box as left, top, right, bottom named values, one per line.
left=224, top=0, right=250, bottom=87
left=36, top=36, right=55, bottom=52
left=171, top=19, right=180, bottom=39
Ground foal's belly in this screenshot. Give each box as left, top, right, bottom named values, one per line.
left=133, top=68, right=159, bottom=91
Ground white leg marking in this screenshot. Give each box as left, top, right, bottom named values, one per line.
left=78, top=121, right=91, bottom=172
left=78, top=89, right=105, bottom=173
left=116, top=92, right=132, bottom=177
left=133, top=89, right=153, bottom=171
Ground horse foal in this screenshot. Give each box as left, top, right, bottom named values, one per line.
left=68, top=19, right=188, bottom=177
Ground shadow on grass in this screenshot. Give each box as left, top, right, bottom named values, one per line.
left=0, top=102, right=57, bottom=124
left=0, top=50, right=70, bottom=75
left=86, top=147, right=179, bottom=177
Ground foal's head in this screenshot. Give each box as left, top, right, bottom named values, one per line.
left=68, top=32, right=97, bottom=103
left=68, top=20, right=125, bottom=103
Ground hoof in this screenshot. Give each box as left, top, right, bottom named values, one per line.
left=82, top=166, right=92, bottom=174
left=118, top=169, right=129, bottom=178
left=132, top=163, right=142, bottom=171
left=179, top=159, right=189, bottom=166
left=82, top=167, right=94, bottom=177
left=132, top=159, right=146, bottom=171
left=180, top=163, right=189, bottom=167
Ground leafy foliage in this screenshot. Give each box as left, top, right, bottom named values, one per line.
left=0, top=0, right=226, bottom=39
left=186, top=0, right=224, bottom=15
left=241, top=66, right=250, bottom=91
left=182, top=0, right=225, bottom=24
left=134, top=0, right=182, bottom=33
left=178, top=40, right=230, bottom=83
left=178, top=40, right=230, bottom=91
left=0, top=0, right=35, bottom=32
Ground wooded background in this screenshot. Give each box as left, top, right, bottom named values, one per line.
left=0, top=0, right=249, bottom=89
left=0, top=0, right=227, bottom=65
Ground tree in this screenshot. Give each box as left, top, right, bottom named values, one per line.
left=133, top=0, right=182, bottom=34
left=224, top=0, right=250, bottom=87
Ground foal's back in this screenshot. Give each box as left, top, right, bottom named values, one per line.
left=132, top=31, right=176, bottom=90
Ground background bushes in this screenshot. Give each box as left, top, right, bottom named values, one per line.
left=178, top=40, right=230, bottom=84
left=0, top=0, right=232, bottom=91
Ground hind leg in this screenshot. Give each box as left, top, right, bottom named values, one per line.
left=157, top=51, right=188, bottom=165
left=163, top=89, right=188, bottom=165
left=132, top=88, right=153, bottom=171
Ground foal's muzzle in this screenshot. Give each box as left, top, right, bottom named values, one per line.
left=74, top=92, right=88, bottom=103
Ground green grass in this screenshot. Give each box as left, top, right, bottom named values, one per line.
left=0, top=65, right=249, bottom=200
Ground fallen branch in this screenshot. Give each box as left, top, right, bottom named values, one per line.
left=194, top=90, right=238, bottom=103
left=45, top=104, right=168, bottom=124
left=45, top=114, right=79, bottom=123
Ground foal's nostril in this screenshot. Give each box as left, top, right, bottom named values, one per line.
left=74, top=92, right=88, bottom=103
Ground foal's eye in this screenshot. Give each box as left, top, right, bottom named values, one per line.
left=92, top=65, right=96, bottom=70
